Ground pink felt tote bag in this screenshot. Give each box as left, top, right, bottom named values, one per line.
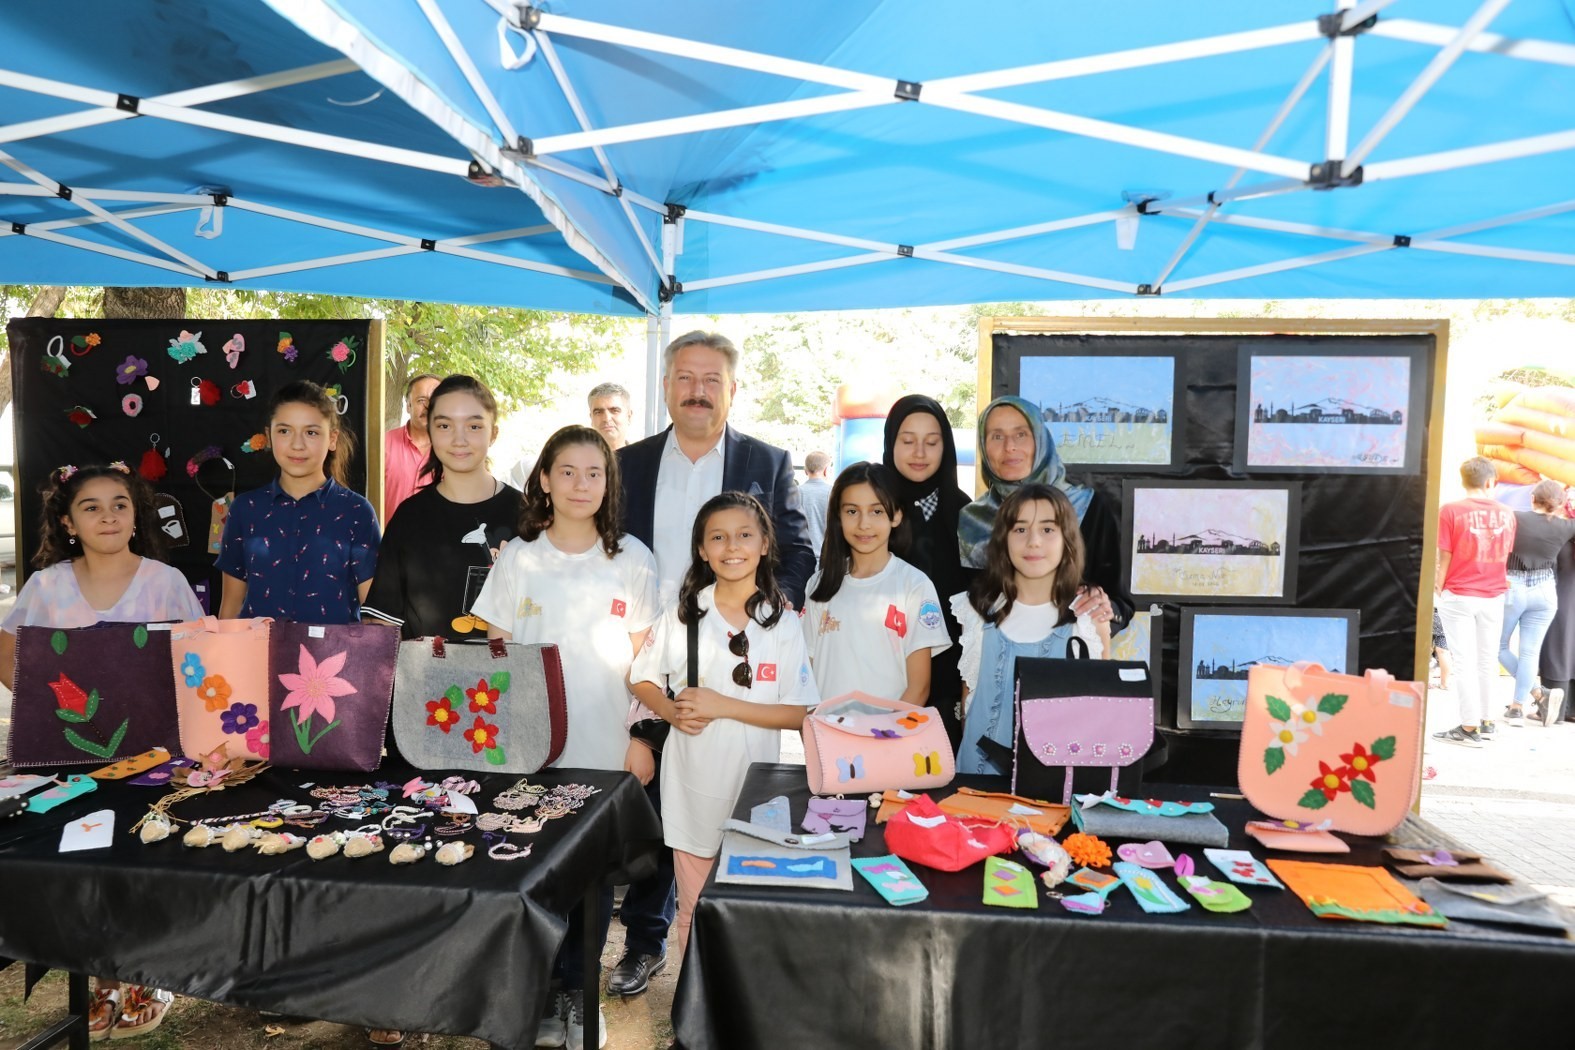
left=800, top=692, right=955, bottom=795
left=169, top=617, right=272, bottom=762
left=1238, top=661, right=1425, bottom=836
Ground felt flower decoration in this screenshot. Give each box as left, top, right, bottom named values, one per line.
left=1063, top=833, right=1113, bottom=869
left=65, top=406, right=96, bottom=428
left=277, top=332, right=297, bottom=362
left=245, top=720, right=271, bottom=761
left=197, top=674, right=233, bottom=712
left=463, top=715, right=501, bottom=755
left=278, top=646, right=357, bottom=726
left=220, top=702, right=260, bottom=736
left=48, top=673, right=91, bottom=717
left=1287, top=699, right=1335, bottom=737
left=329, top=336, right=358, bottom=373
left=71, top=333, right=101, bottom=353
left=167, top=330, right=207, bottom=364
left=222, top=333, right=245, bottom=369
left=242, top=433, right=268, bottom=453
left=180, top=652, right=206, bottom=687
left=122, top=393, right=143, bottom=417
left=1340, top=742, right=1383, bottom=783
left=1308, top=760, right=1352, bottom=802
left=466, top=678, right=500, bottom=714
left=116, top=355, right=148, bottom=385
left=426, top=696, right=458, bottom=733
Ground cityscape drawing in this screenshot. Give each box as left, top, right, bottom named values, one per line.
left=1182, top=610, right=1355, bottom=725
left=1127, top=484, right=1295, bottom=600
left=1020, top=355, right=1176, bottom=466
left=1241, top=353, right=1415, bottom=470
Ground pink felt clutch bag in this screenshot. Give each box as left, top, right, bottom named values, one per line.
left=800, top=692, right=955, bottom=795
left=1238, top=662, right=1424, bottom=837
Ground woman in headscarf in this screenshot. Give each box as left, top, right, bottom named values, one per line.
left=882, top=395, right=973, bottom=748
left=959, top=395, right=1132, bottom=630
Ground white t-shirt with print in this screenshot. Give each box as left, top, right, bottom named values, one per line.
left=802, top=555, right=951, bottom=700
left=629, top=584, right=820, bottom=857
left=471, top=533, right=658, bottom=770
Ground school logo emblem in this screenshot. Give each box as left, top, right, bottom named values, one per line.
left=918, top=601, right=942, bottom=631
left=757, top=663, right=777, bottom=682
left=819, top=610, right=840, bottom=633
left=885, top=604, right=907, bottom=638
left=610, top=598, right=627, bottom=617
left=519, top=597, right=543, bottom=618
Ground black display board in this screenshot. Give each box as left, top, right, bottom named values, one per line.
left=7, top=318, right=380, bottom=604
left=988, top=326, right=1441, bottom=782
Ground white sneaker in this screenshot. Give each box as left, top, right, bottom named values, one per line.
left=534, top=991, right=568, bottom=1048
left=1547, top=688, right=1566, bottom=727
left=564, top=992, right=607, bottom=1050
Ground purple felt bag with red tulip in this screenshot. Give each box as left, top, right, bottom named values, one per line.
left=7, top=622, right=179, bottom=768
left=268, top=622, right=400, bottom=772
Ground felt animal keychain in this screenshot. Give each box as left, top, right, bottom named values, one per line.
left=1059, top=868, right=1121, bottom=914
left=983, top=856, right=1038, bottom=909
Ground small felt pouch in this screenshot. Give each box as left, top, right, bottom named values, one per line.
left=983, top=857, right=1037, bottom=909
left=875, top=789, right=916, bottom=824
left=1070, top=792, right=1229, bottom=847
left=1382, top=846, right=1513, bottom=883
left=1204, top=849, right=1284, bottom=888
left=853, top=855, right=928, bottom=906
left=1245, top=818, right=1350, bottom=854
left=720, top=818, right=849, bottom=851
left=803, top=797, right=867, bottom=842
left=1268, top=860, right=1447, bottom=928
left=884, top=794, right=1015, bottom=872
left=1416, top=878, right=1572, bottom=935
left=714, top=830, right=853, bottom=890
left=800, top=692, right=955, bottom=795
left=1180, top=875, right=1253, bottom=913
left=269, top=622, right=400, bottom=771
left=936, top=786, right=1069, bottom=837
left=1113, top=861, right=1189, bottom=914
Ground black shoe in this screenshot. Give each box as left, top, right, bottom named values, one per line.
left=1433, top=725, right=1484, bottom=748
left=606, top=949, right=667, bottom=996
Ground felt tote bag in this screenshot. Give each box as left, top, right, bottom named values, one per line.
left=800, top=692, right=955, bottom=795
left=1239, top=662, right=1424, bottom=837
left=1011, top=639, right=1156, bottom=804
left=391, top=637, right=568, bottom=773
left=268, top=622, right=400, bottom=771
left=7, top=622, right=179, bottom=768
left=170, top=617, right=272, bottom=762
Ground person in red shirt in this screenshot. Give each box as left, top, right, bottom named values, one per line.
left=1433, top=456, right=1517, bottom=746
left=383, top=373, right=440, bottom=521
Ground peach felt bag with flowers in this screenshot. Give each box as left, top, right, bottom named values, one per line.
left=1238, top=662, right=1425, bottom=837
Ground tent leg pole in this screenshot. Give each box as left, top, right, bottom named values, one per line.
left=646, top=312, right=664, bottom=436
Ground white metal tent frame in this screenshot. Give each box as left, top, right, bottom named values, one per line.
left=3, top=1, right=1574, bottom=427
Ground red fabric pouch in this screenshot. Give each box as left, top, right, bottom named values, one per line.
left=884, top=793, right=1015, bottom=872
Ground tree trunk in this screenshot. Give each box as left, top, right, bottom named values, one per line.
left=103, top=286, right=186, bottom=319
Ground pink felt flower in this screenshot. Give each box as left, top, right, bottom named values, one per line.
left=245, top=720, right=270, bottom=760
left=277, top=645, right=357, bottom=726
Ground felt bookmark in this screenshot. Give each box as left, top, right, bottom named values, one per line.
left=852, top=855, right=928, bottom=906
left=1179, top=875, right=1253, bottom=913
left=982, top=857, right=1037, bottom=909
left=1113, top=861, right=1190, bottom=914
left=26, top=775, right=98, bottom=813
left=1204, top=849, right=1285, bottom=888
left=89, top=748, right=171, bottom=781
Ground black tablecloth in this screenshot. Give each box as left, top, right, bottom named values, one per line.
left=673, top=764, right=1575, bottom=1050
left=0, top=762, right=660, bottom=1049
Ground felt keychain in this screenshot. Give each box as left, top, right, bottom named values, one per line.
left=190, top=377, right=221, bottom=406
left=852, top=855, right=928, bottom=906
left=1204, top=848, right=1285, bottom=888
left=750, top=795, right=791, bottom=832
left=982, top=857, right=1038, bottom=909
left=41, top=335, right=72, bottom=377
left=1116, top=840, right=1175, bottom=869
left=116, top=354, right=148, bottom=385
left=26, top=774, right=98, bottom=813
left=1059, top=868, right=1122, bottom=915
left=138, top=433, right=169, bottom=482
left=89, top=748, right=171, bottom=781
left=65, top=405, right=96, bottom=428
left=167, top=329, right=207, bottom=364
left=277, top=331, right=298, bottom=362
left=222, top=333, right=245, bottom=369
left=231, top=380, right=257, bottom=400
left=68, top=332, right=102, bottom=356
left=1113, top=861, right=1190, bottom=914
left=1179, top=875, right=1253, bottom=913
left=329, top=335, right=359, bottom=373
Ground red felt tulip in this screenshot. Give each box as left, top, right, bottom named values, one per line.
left=48, top=673, right=90, bottom=715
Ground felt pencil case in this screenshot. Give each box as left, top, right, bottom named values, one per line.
left=1070, top=793, right=1229, bottom=847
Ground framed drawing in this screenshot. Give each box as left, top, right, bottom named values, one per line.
left=1176, top=607, right=1360, bottom=730
left=1235, top=342, right=1428, bottom=475
left=1122, top=480, right=1301, bottom=604
left=1014, top=349, right=1185, bottom=469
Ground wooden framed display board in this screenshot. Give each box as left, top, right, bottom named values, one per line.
left=978, top=317, right=1448, bottom=743
left=7, top=318, right=385, bottom=604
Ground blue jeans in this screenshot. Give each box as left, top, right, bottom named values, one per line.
left=1500, top=574, right=1559, bottom=706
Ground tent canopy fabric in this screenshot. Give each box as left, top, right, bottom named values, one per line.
left=2, top=1, right=1573, bottom=318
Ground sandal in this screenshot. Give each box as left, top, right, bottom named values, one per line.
left=111, top=986, right=173, bottom=1040
left=88, top=986, right=122, bottom=1043
left=367, top=1029, right=406, bottom=1046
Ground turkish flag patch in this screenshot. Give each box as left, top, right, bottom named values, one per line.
left=885, top=604, right=907, bottom=638
left=610, top=598, right=627, bottom=618
left=757, top=663, right=777, bottom=682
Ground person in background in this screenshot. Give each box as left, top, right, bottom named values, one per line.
left=589, top=381, right=634, bottom=451
left=799, top=450, right=832, bottom=564
left=383, top=373, right=440, bottom=521
left=1538, top=488, right=1575, bottom=724
left=1433, top=456, right=1517, bottom=747
left=1499, top=479, right=1575, bottom=726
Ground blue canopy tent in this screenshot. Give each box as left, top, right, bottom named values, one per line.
left=3, top=1, right=1573, bottom=423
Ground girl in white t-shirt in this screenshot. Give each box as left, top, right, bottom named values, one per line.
left=629, top=491, right=820, bottom=951
left=953, top=483, right=1108, bottom=776
left=803, top=461, right=950, bottom=701
left=473, top=424, right=657, bottom=1041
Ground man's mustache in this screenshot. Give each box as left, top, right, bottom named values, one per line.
left=681, top=397, right=714, bottom=409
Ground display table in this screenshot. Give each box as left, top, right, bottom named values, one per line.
left=673, top=763, right=1575, bottom=1050
left=0, top=762, right=661, bottom=1050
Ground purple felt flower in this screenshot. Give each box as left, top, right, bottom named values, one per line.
left=220, top=702, right=260, bottom=735
left=116, top=355, right=148, bottom=385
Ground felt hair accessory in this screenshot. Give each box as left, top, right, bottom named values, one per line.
left=329, top=335, right=358, bottom=372
left=65, top=405, right=96, bottom=428
left=122, top=393, right=143, bottom=417
left=240, top=433, right=268, bottom=454
left=56, top=464, right=78, bottom=482
left=277, top=331, right=298, bottom=362
left=116, top=354, right=148, bottom=385
left=188, top=449, right=236, bottom=556
left=42, top=335, right=72, bottom=377
left=167, top=329, right=207, bottom=363
left=1062, top=832, right=1112, bottom=869
left=66, top=332, right=102, bottom=355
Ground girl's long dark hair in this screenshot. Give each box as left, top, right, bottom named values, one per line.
left=679, top=491, right=786, bottom=629
left=969, top=483, right=1084, bottom=626
left=35, top=465, right=167, bottom=569
left=418, top=374, right=499, bottom=487
left=267, top=380, right=355, bottom=487
left=518, top=425, right=623, bottom=557
left=809, top=461, right=909, bottom=604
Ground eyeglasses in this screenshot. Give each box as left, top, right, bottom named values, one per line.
left=728, top=630, right=752, bottom=689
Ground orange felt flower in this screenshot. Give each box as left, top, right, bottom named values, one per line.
left=198, top=675, right=233, bottom=712
left=1062, top=832, right=1112, bottom=869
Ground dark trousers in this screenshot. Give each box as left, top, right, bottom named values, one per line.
left=558, top=884, right=615, bottom=992
left=618, top=761, right=676, bottom=958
